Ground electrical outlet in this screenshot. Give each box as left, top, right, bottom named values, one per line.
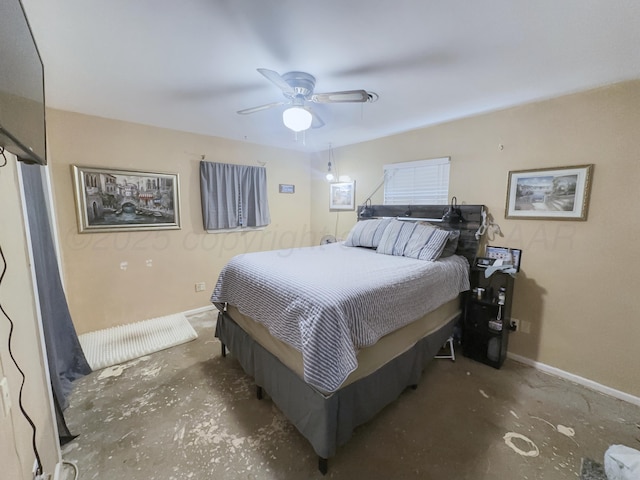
left=0, top=377, right=11, bottom=416
left=511, top=318, right=520, bottom=331
left=195, top=282, right=206, bottom=292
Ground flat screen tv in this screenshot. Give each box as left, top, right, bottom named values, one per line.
left=0, top=0, right=47, bottom=165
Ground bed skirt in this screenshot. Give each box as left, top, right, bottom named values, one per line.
left=214, top=308, right=457, bottom=460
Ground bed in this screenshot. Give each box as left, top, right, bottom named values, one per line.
left=211, top=204, right=485, bottom=474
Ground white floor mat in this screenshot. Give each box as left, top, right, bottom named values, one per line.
left=79, top=313, right=198, bottom=371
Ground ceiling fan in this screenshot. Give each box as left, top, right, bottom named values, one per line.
left=237, top=69, right=378, bottom=132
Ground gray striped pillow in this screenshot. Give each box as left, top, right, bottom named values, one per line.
left=376, top=219, right=417, bottom=256
left=418, top=221, right=461, bottom=258
left=403, top=223, right=451, bottom=261
left=344, top=218, right=393, bottom=248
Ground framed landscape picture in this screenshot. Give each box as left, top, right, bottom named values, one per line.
left=505, top=164, right=594, bottom=220
left=72, top=165, right=181, bottom=233
left=329, top=181, right=355, bottom=211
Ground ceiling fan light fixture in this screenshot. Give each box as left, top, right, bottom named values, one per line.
left=282, top=106, right=313, bottom=132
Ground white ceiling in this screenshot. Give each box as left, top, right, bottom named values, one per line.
left=21, top=0, right=640, bottom=153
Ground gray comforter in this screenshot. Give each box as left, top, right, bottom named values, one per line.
left=211, top=242, right=469, bottom=393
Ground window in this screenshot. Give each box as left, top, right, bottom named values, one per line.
left=200, top=161, right=270, bottom=231
left=383, top=157, right=450, bottom=205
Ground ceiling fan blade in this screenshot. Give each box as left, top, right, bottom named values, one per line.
left=311, top=90, right=371, bottom=103
left=311, top=110, right=325, bottom=129
left=257, top=68, right=295, bottom=96
left=237, top=101, right=285, bottom=115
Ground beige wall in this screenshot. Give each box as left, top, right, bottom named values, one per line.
left=0, top=154, right=59, bottom=479
left=43, top=81, right=640, bottom=399
left=46, top=110, right=312, bottom=334
left=310, top=80, right=640, bottom=398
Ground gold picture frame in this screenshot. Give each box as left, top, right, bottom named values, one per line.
left=505, top=164, right=593, bottom=220
left=72, top=165, right=181, bottom=233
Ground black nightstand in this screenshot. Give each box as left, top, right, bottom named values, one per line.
left=462, top=268, right=515, bottom=368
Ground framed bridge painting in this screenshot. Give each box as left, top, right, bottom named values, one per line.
left=72, top=165, right=181, bottom=233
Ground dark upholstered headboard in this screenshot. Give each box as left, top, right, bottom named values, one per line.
left=356, top=204, right=486, bottom=266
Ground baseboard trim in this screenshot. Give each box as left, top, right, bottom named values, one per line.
left=183, top=305, right=215, bottom=316
left=507, top=352, right=640, bottom=407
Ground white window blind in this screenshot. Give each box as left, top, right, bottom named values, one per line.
left=383, top=157, right=450, bottom=205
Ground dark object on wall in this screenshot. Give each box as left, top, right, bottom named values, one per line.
left=0, top=0, right=47, bottom=165
left=358, top=199, right=374, bottom=218
left=442, top=196, right=464, bottom=224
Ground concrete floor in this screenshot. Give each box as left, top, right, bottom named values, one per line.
left=60, top=310, right=639, bottom=479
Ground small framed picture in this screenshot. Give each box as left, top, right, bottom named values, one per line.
left=329, top=181, right=355, bottom=211
left=486, top=246, right=523, bottom=272
left=279, top=184, right=295, bottom=194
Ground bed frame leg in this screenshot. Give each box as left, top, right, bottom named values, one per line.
left=318, top=457, right=328, bottom=475
left=221, top=343, right=226, bottom=358
left=256, top=386, right=263, bottom=400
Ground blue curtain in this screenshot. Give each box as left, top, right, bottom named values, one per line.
left=200, top=161, right=270, bottom=230
left=20, top=163, right=91, bottom=410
